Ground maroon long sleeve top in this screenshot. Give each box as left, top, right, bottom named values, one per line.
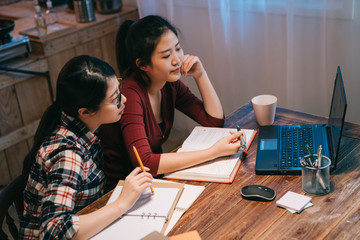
left=98, top=76, right=224, bottom=186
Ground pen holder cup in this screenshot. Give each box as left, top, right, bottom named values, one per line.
left=301, top=154, right=331, bottom=196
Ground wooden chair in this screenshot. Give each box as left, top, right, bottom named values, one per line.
left=0, top=175, right=25, bottom=240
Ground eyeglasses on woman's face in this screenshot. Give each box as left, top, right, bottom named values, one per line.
left=102, top=78, right=123, bottom=109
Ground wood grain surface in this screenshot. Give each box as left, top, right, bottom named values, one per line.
left=79, top=103, right=360, bottom=239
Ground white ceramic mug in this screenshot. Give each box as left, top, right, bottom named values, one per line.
left=251, top=95, right=277, bottom=126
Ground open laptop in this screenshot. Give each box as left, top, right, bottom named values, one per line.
left=255, top=66, right=347, bottom=174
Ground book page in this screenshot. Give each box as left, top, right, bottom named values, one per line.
left=173, top=151, right=240, bottom=177
left=181, top=127, right=236, bottom=150
left=181, top=126, right=255, bottom=151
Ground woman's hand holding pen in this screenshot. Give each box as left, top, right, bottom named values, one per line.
left=115, top=167, right=153, bottom=211
left=210, top=131, right=244, bottom=158
left=181, top=54, right=206, bottom=79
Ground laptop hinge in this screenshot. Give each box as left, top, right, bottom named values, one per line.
left=325, top=125, right=334, bottom=164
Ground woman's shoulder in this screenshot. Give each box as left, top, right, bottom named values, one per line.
left=42, top=126, right=89, bottom=151
left=124, top=76, right=142, bottom=89
left=123, top=77, right=148, bottom=100
left=38, top=129, right=87, bottom=168
left=41, top=126, right=83, bottom=153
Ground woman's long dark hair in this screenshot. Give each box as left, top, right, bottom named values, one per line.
left=22, top=55, right=116, bottom=184
left=116, top=15, right=179, bottom=87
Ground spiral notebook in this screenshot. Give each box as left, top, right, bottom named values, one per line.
left=91, top=181, right=184, bottom=240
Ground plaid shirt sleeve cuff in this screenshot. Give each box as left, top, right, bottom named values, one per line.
left=71, top=215, right=80, bottom=236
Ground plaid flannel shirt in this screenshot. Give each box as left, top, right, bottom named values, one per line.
left=19, top=112, right=105, bottom=239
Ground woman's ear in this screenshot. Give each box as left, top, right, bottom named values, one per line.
left=136, top=58, right=149, bottom=71
left=78, top=107, right=93, bottom=118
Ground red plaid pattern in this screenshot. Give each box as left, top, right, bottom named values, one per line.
left=19, top=112, right=105, bottom=239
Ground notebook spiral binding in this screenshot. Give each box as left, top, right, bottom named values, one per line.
left=141, top=212, right=158, bottom=219
left=175, top=207, right=186, bottom=212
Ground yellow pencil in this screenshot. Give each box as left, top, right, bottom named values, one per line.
left=133, top=146, right=154, bottom=195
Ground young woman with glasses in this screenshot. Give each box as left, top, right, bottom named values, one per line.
left=19, top=55, right=153, bottom=239
left=98, top=15, right=244, bottom=188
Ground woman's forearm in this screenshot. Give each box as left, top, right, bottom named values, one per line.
left=73, top=201, right=127, bottom=239
left=157, top=149, right=217, bottom=175
left=194, top=71, right=223, bottom=119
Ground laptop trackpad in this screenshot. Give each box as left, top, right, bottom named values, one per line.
left=255, top=126, right=280, bottom=174
left=260, top=139, right=277, bottom=150
left=257, top=139, right=278, bottom=169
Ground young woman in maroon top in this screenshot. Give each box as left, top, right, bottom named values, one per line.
left=99, top=15, right=244, bottom=187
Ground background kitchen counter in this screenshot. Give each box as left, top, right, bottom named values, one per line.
left=0, top=1, right=139, bottom=186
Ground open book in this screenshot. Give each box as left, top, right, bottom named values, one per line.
left=164, top=126, right=256, bottom=183
left=91, top=181, right=184, bottom=240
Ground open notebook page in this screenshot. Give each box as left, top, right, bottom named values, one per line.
left=108, top=187, right=179, bottom=217
left=91, top=187, right=179, bottom=240
left=91, top=216, right=166, bottom=240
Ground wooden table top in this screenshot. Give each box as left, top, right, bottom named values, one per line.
left=79, top=103, right=360, bottom=239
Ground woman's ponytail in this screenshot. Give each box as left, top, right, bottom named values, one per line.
left=116, top=20, right=135, bottom=78
left=22, top=103, right=61, bottom=184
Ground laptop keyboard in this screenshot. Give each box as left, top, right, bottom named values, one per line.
left=280, top=126, right=314, bottom=169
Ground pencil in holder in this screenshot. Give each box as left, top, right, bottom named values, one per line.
left=301, top=154, right=331, bottom=196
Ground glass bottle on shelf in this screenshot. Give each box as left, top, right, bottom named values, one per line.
left=34, top=5, right=47, bottom=36
left=45, top=0, right=57, bottom=26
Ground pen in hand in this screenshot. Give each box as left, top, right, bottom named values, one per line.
left=237, top=125, right=247, bottom=153
left=133, top=146, right=154, bottom=195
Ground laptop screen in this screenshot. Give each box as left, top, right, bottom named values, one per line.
left=327, top=66, right=347, bottom=166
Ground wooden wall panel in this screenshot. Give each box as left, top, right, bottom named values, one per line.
left=16, top=76, right=52, bottom=125
left=100, top=32, right=118, bottom=74
left=47, top=49, right=76, bottom=98
left=0, top=120, right=39, bottom=152
left=0, top=86, right=22, bottom=136
left=27, top=137, right=34, bottom=151
left=75, top=38, right=103, bottom=60
left=0, top=151, right=11, bottom=186
left=77, top=19, right=119, bottom=44
left=5, top=141, right=29, bottom=179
